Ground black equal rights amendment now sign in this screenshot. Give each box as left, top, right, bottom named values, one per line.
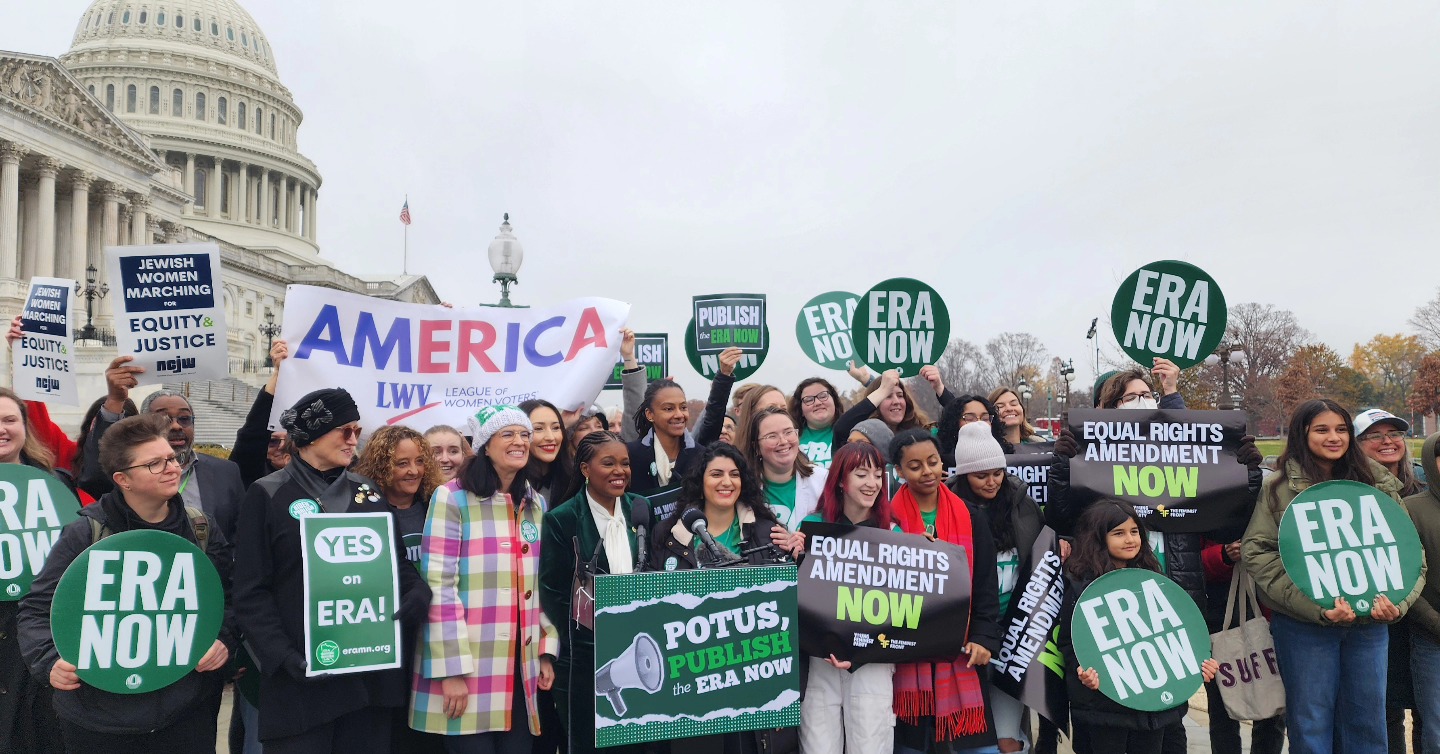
left=1065, top=408, right=1250, bottom=534
left=796, top=522, right=971, bottom=665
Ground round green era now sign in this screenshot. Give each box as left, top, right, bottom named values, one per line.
left=0, top=464, right=81, bottom=601
left=1111, top=260, right=1227, bottom=370
left=1278, top=480, right=1423, bottom=617
left=795, top=291, right=859, bottom=371
left=51, top=529, right=225, bottom=694
left=1071, top=569, right=1211, bottom=712
left=850, top=278, right=950, bottom=375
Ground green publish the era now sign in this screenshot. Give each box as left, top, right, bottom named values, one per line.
left=592, top=565, right=800, bottom=747
left=300, top=512, right=402, bottom=676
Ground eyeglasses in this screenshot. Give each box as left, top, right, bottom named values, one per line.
left=759, top=428, right=800, bottom=444
left=960, top=413, right=991, bottom=423
left=337, top=425, right=362, bottom=442
left=119, top=455, right=181, bottom=475
left=268, top=437, right=286, bottom=447
left=800, top=393, right=832, bottom=406
left=496, top=430, right=533, bottom=443
left=154, top=413, right=195, bottom=427
left=1359, top=431, right=1406, bottom=443
left=1118, top=392, right=1157, bottom=406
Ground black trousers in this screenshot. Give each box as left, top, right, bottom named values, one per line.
left=61, top=692, right=221, bottom=754
left=264, top=705, right=394, bottom=754
left=1204, top=678, right=1286, bottom=754
left=1085, top=725, right=1165, bottom=754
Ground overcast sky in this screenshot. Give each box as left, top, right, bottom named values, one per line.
left=7, top=2, right=1439, bottom=404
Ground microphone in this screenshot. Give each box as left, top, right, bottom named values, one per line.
left=680, top=508, right=739, bottom=567
left=629, top=501, right=650, bottom=571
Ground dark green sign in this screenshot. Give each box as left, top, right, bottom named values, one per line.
left=1071, top=569, right=1210, bottom=712
left=52, top=530, right=225, bottom=694
left=693, top=294, right=767, bottom=354
left=605, top=333, right=668, bottom=390
left=301, top=513, right=403, bottom=676
left=850, top=278, right=950, bottom=375
left=1278, top=480, right=1424, bottom=617
left=0, top=464, right=81, bottom=600
left=593, top=566, right=800, bottom=747
left=795, top=291, right=859, bottom=370
left=1111, top=260, right=1227, bottom=369
left=685, top=319, right=767, bottom=380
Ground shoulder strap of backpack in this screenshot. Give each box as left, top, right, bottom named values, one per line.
left=88, top=516, right=107, bottom=544
left=185, top=506, right=210, bottom=553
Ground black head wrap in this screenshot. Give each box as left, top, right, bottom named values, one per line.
left=280, top=388, right=361, bottom=447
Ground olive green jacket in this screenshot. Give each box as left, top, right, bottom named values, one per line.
left=1242, top=457, right=1425, bottom=625
left=1403, top=434, right=1440, bottom=641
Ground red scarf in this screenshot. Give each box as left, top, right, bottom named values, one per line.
left=891, top=482, right=988, bottom=741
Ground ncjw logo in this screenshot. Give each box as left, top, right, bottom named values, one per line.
left=33, top=376, right=60, bottom=393
left=156, top=358, right=197, bottom=374
left=316, top=528, right=383, bottom=563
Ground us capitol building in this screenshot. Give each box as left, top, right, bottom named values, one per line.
left=0, top=0, right=439, bottom=434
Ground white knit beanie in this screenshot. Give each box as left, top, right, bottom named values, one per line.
left=467, top=405, right=533, bottom=449
left=952, top=421, right=1006, bottom=476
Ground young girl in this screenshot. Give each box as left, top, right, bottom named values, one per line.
left=1243, top=399, right=1415, bottom=754
left=1062, top=501, right=1219, bottom=754
left=423, top=425, right=471, bottom=483
left=799, top=442, right=896, bottom=754
left=888, top=429, right=1001, bottom=754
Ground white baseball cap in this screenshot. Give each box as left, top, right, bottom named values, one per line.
left=1353, top=408, right=1409, bottom=437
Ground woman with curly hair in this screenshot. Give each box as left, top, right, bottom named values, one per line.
left=355, top=425, right=443, bottom=567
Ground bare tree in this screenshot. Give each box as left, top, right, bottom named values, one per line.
left=1216, top=303, right=1310, bottom=434
left=1411, top=287, right=1440, bottom=350
left=985, top=332, right=1048, bottom=390
left=935, top=338, right=989, bottom=396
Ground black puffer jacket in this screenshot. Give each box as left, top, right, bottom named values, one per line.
left=948, top=473, right=1044, bottom=574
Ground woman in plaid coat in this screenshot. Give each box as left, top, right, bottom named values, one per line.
left=410, top=406, right=559, bottom=751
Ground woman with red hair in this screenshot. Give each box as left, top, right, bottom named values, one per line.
left=798, top=441, right=898, bottom=754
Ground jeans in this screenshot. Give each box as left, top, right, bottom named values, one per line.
left=1414, top=630, right=1440, bottom=754
left=1270, top=612, right=1388, bottom=754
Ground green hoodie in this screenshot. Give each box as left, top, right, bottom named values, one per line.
left=1403, top=434, right=1440, bottom=642
left=1242, top=456, right=1426, bottom=625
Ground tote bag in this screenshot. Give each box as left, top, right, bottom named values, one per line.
left=1209, top=568, right=1285, bottom=720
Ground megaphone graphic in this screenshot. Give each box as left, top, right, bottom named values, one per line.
left=595, top=632, right=665, bottom=717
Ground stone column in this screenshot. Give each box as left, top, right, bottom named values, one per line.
left=207, top=159, right=223, bottom=219
left=130, top=196, right=149, bottom=245
left=0, top=144, right=25, bottom=278
left=259, top=169, right=270, bottom=226
left=290, top=182, right=300, bottom=233
left=19, top=177, right=38, bottom=280
left=308, top=190, right=318, bottom=241
left=34, top=157, right=61, bottom=278
left=237, top=164, right=249, bottom=223
left=119, top=204, right=134, bottom=251
left=276, top=175, right=287, bottom=231
left=66, top=172, right=92, bottom=281
left=183, top=153, right=195, bottom=214
left=146, top=216, right=162, bottom=244
left=101, top=185, right=124, bottom=248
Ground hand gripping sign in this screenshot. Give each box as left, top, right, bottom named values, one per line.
left=0, top=465, right=81, bottom=601
left=1278, top=480, right=1424, bottom=618
left=1070, top=569, right=1211, bottom=712
left=51, top=530, right=225, bottom=694
left=300, top=513, right=402, bottom=676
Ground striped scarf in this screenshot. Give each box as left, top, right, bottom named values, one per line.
left=891, top=483, right=988, bottom=741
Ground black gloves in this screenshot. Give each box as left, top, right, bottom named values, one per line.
left=1054, top=427, right=1079, bottom=459
left=1237, top=435, right=1262, bottom=469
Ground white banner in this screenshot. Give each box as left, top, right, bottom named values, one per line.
left=105, top=242, right=229, bottom=385
left=13, top=277, right=78, bottom=405
left=272, top=285, right=630, bottom=432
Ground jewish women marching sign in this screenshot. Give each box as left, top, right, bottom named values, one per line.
left=796, top=291, right=859, bottom=370
left=592, top=566, right=799, bottom=747
left=605, top=333, right=667, bottom=390
left=796, top=522, right=971, bottom=665
left=1065, top=408, right=1250, bottom=533
left=51, top=530, right=225, bottom=693
left=1278, top=480, right=1423, bottom=617
left=0, top=465, right=81, bottom=600
left=1111, top=260, right=1226, bottom=369
left=300, top=513, right=402, bottom=675
left=1071, top=569, right=1211, bottom=712
left=992, top=527, right=1068, bottom=728
left=105, top=243, right=228, bottom=384
left=14, top=276, right=78, bottom=405
left=274, top=286, right=629, bottom=431
left=851, top=278, right=949, bottom=375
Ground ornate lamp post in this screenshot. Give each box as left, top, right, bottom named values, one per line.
left=487, top=213, right=524, bottom=308
left=77, top=263, right=108, bottom=342
left=1059, top=359, right=1077, bottom=407
left=260, top=308, right=281, bottom=367
left=1204, top=343, right=1247, bottom=410
left=1018, top=378, right=1034, bottom=415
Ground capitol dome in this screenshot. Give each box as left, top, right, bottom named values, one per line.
left=60, top=0, right=323, bottom=263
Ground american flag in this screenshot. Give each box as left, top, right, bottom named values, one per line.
left=399, top=200, right=411, bottom=226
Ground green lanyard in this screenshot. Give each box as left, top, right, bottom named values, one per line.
left=178, top=467, right=194, bottom=495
